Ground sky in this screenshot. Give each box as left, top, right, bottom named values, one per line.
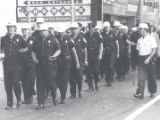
left=0, top=0, right=17, bottom=36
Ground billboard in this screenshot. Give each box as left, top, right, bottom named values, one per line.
left=16, top=0, right=91, bottom=22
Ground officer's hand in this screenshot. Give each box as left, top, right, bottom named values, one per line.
left=84, top=60, right=88, bottom=66
left=19, top=48, right=28, bottom=53
left=98, top=55, right=102, bottom=61
left=144, top=57, right=150, bottom=64
left=117, top=54, right=119, bottom=58
left=76, top=63, right=80, bottom=69
left=49, top=56, right=57, bottom=61
left=33, top=57, right=39, bottom=64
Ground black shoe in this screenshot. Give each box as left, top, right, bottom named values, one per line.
left=35, top=104, right=45, bottom=110
left=134, top=93, right=144, bottom=99
left=106, top=83, right=112, bottom=87
left=70, top=95, right=76, bottom=99
left=5, top=105, right=13, bottom=110
left=59, top=99, right=66, bottom=104
left=79, top=93, right=82, bottom=98
left=95, top=86, right=99, bottom=91
left=150, top=93, right=155, bottom=98
left=16, top=101, right=22, bottom=109
left=53, top=99, right=58, bottom=106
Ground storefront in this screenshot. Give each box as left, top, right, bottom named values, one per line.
left=103, top=0, right=139, bottom=27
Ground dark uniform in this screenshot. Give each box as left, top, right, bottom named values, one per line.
left=21, top=37, right=36, bottom=104
left=130, top=31, right=140, bottom=70
left=56, top=34, right=74, bottom=102
left=1, top=34, right=25, bottom=108
left=70, top=32, right=86, bottom=97
left=116, top=31, right=128, bottom=80
left=33, top=35, right=60, bottom=106
left=85, top=31, right=103, bottom=90
left=102, top=30, right=118, bottom=85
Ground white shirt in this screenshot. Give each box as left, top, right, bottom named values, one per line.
left=137, top=34, right=158, bottom=56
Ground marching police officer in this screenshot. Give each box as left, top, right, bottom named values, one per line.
left=102, top=21, right=119, bottom=86
left=1, top=22, right=26, bottom=109
left=21, top=24, right=36, bottom=104
left=32, top=24, right=61, bottom=109
left=85, top=24, right=103, bottom=91
left=56, top=25, right=79, bottom=104
left=69, top=22, right=88, bottom=98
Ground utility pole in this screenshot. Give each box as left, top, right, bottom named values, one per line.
left=27, top=0, right=30, bottom=23
left=71, top=0, right=75, bottom=23
left=101, top=0, right=104, bottom=27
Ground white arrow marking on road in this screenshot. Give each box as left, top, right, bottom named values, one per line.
left=125, top=94, right=160, bottom=120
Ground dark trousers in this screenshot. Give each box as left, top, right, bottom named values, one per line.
left=156, top=57, right=160, bottom=79
left=137, top=56, right=157, bottom=95
left=99, top=56, right=105, bottom=78
left=21, top=63, right=36, bottom=100
left=103, top=52, right=116, bottom=84
left=57, top=56, right=71, bottom=100
left=131, top=47, right=138, bottom=70
left=86, top=59, right=100, bottom=89
left=3, top=60, right=22, bottom=107
left=69, top=63, right=83, bottom=96
left=36, top=61, right=57, bottom=105
left=116, top=48, right=128, bottom=78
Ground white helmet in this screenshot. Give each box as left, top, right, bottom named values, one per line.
left=95, top=25, right=102, bottom=29
left=6, top=22, right=16, bottom=27
left=131, top=27, right=137, bottom=31
left=123, top=25, right=128, bottom=30
left=70, top=22, right=79, bottom=28
left=21, top=24, right=31, bottom=30
left=56, top=25, right=66, bottom=33
left=36, top=18, right=45, bottom=23
left=39, top=24, right=48, bottom=31
left=103, top=21, right=110, bottom=27
left=139, top=23, right=148, bottom=29
left=113, top=21, right=121, bottom=27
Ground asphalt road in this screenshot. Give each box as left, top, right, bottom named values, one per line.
left=0, top=63, right=160, bottom=120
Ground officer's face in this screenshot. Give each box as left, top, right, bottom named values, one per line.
left=139, top=28, right=147, bottom=36
left=104, top=26, right=110, bottom=32
left=37, top=22, right=43, bottom=29
left=40, top=30, right=49, bottom=38
left=7, top=26, right=16, bottom=34
left=71, top=28, right=77, bottom=35
left=48, top=28, right=55, bottom=36
left=21, top=29, right=30, bottom=36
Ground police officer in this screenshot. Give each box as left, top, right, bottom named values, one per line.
left=32, top=24, right=61, bottom=109
left=1, top=22, right=26, bottom=109
left=21, top=24, right=36, bottom=104
left=134, top=23, right=157, bottom=99
left=69, top=22, right=88, bottom=98
left=116, top=23, right=128, bottom=81
left=56, top=25, right=79, bottom=104
left=102, top=21, right=119, bottom=86
left=85, top=24, right=103, bottom=91
left=130, top=27, right=140, bottom=71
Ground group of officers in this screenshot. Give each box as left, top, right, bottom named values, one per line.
left=0, top=17, right=159, bottom=110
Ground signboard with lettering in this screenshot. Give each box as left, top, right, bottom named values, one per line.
left=16, top=0, right=91, bottom=22
left=103, top=0, right=139, bottom=16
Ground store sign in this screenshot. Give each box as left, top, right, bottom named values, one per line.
left=103, top=0, right=139, bottom=16
left=16, top=0, right=91, bottom=22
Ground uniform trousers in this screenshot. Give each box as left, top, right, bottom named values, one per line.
left=36, top=60, right=57, bottom=105
left=57, top=56, right=71, bottom=100
left=103, top=51, right=116, bottom=84
left=3, top=58, right=22, bottom=106
left=86, top=59, right=100, bottom=89
left=21, top=63, right=36, bottom=100
left=69, top=62, right=83, bottom=97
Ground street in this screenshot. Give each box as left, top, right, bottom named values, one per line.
left=0, top=63, right=160, bottom=120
